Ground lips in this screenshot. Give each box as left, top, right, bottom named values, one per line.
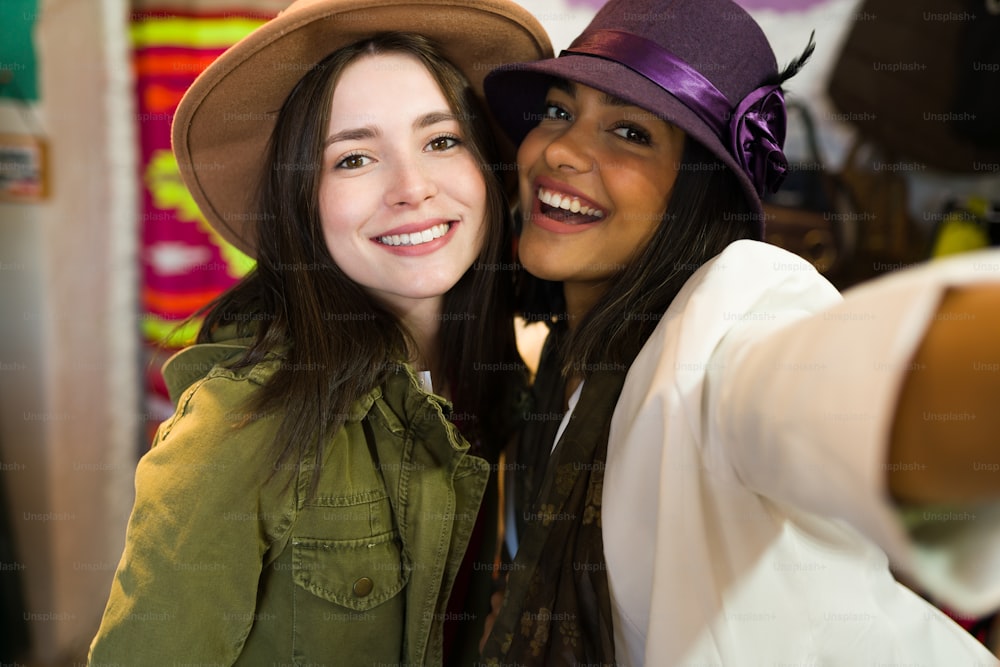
left=537, top=187, right=605, bottom=220
left=530, top=181, right=609, bottom=231
left=376, top=221, right=452, bottom=247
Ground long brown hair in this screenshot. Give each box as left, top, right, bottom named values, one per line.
left=199, top=32, right=524, bottom=479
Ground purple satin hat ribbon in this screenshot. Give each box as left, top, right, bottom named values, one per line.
left=563, top=29, right=789, bottom=196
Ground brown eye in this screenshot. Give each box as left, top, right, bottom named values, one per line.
left=543, top=102, right=571, bottom=121
left=336, top=153, right=372, bottom=169
left=427, top=135, right=459, bottom=152
left=612, top=124, right=651, bottom=145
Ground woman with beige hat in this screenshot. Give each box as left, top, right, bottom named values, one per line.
left=88, top=1, right=550, bottom=665
left=479, top=0, right=1000, bottom=664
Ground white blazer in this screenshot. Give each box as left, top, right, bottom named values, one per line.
left=601, top=240, right=1000, bottom=665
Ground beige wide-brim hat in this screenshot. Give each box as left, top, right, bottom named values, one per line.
left=172, top=0, right=552, bottom=257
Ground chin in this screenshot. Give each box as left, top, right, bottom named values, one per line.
left=518, top=251, right=563, bottom=284
left=400, top=277, right=465, bottom=300
left=521, top=265, right=567, bottom=284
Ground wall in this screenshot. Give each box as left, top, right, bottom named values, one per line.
left=0, top=101, right=50, bottom=661
left=1, top=0, right=138, bottom=663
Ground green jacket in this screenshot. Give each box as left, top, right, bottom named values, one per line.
left=89, top=331, right=491, bottom=666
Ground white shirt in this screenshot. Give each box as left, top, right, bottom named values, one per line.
left=590, top=241, right=1000, bottom=665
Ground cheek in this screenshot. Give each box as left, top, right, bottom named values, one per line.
left=516, top=129, right=546, bottom=202
left=317, top=180, right=365, bottom=254
left=464, top=167, right=488, bottom=212
left=514, top=225, right=546, bottom=276
left=318, top=173, right=375, bottom=226
left=517, top=222, right=543, bottom=258
left=317, top=186, right=342, bottom=240
left=631, top=167, right=677, bottom=229
left=449, top=157, right=489, bottom=240
left=516, top=127, right=546, bottom=166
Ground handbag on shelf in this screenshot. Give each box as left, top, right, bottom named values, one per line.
left=826, top=0, right=1000, bottom=173
left=833, top=138, right=930, bottom=285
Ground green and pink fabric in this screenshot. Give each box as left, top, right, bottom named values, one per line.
left=131, top=13, right=269, bottom=436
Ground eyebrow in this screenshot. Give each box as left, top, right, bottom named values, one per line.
left=324, top=127, right=377, bottom=146
left=550, top=78, right=631, bottom=107
left=324, top=111, right=459, bottom=148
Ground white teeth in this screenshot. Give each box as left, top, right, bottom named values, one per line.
left=378, top=222, right=450, bottom=246
left=537, top=188, right=604, bottom=219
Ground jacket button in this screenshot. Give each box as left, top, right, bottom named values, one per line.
left=353, top=577, right=374, bottom=597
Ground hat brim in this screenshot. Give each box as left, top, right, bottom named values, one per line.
left=173, top=0, right=552, bottom=256
left=484, top=53, right=766, bottom=228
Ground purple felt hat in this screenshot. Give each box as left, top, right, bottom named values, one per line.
left=484, top=0, right=788, bottom=233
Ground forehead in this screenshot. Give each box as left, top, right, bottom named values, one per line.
left=328, top=53, right=447, bottom=114
left=336, top=51, right=430, bottom=85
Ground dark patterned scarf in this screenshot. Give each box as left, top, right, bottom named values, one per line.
left=480, top=329, right=627, bottom=666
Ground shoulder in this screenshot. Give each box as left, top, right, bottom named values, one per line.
left=145, top=373, right=279, bottom=494
left=161, top=327, right=284, bottom=403
left=642, top=240, right=840, bottom=353
left=149, top=337, right=289, bottom=477
left=681, top=240, right=840, bottom=311
left=663, top=240, right=840, bottom=348
left=613, top=241, right=841, bottom=422
left=141, top=347, right=297, bottom=546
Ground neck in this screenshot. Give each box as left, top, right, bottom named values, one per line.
left=562, top=280, right=608, bottom=333
left=561, top=281, right=609, bottom=405
left=391, top=297, right=445, bottom=389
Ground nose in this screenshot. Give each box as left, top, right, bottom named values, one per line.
left=542, top=122, right=595, bottom=174
left=384, top=157, right=437, bottom=207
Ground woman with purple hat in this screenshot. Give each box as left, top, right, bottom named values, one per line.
left=480, top=0, right=1000, bottom=664
left=89, top=1, right=551, bottom=665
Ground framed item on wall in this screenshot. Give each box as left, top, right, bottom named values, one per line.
left=0, top=133, right=47, bottom=202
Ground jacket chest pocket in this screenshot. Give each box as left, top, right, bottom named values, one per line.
left=292, top=530, right=408, bottom=611
left=288, top=530, right=408, bottom=664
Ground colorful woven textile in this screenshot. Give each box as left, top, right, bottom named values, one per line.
left=132, top=13, right=270, bottom=435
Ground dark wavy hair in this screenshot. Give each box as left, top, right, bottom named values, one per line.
left=198, top=32, right=525, bottom=482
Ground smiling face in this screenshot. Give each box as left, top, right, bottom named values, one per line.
left=516, top=79, right=686, bottom=313
left=318, top=52, right=487, bottom=318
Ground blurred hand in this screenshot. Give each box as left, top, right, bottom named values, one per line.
left=479, top=586, right=506, bottom=653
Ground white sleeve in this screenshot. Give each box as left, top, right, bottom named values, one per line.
left=707, top=248, right=1000, bottom=616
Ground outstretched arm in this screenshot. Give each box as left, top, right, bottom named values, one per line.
left=692, top=246, right=1000, bottom=615
left=888, top=283, right=1000, bottom=505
